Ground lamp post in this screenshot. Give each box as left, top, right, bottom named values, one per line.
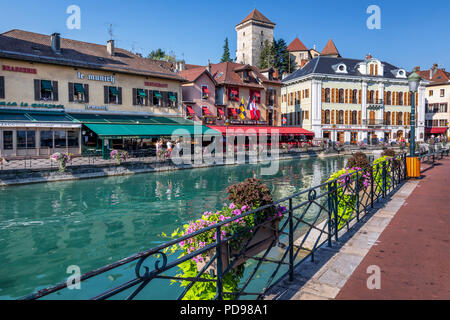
left=406, top=68, right=422, bottom=178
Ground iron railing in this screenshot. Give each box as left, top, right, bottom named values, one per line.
left=19, top=152, right=436, bottom=301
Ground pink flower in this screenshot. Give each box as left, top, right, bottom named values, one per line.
left=229, top=203, right=236, bottom=210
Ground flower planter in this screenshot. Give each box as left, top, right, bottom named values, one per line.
left=196, top=219, right=280, bottom=275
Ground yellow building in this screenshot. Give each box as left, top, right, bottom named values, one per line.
left=0, top=30, right=197, bottom=159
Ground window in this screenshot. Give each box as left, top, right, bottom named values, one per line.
left=40, top=130, right=53, bottom=148
left=108, top=87, right=120, bottom=104
left=68, top=131, right=79, bottom=147
left=398, top=92, right=403, bottom=106
left=3, top=131, right=13, bottom=150
left=441, top=89, right=445, bottom=97
left=250, top=90, right=261, bottom=104
left=0, top=76, right=4, bottom=99
left=40, top=80, right=54, bottom=101
left=351, top=111, right=358, bottom=125
left=17, top=130, right=36, bottom=149
left=134, top=88, right=147, bottom=106
left=201, top=86, right=209, bottom=100
left=325, top=88, right=331, bottom=103
left=324, top=110, right=330, bottom=124
left=153, top=91, right=162, bottom=106
left=54, top=130, right=67, bottom=148
left=386, top=91, right=392, bottom=105
left=338, top=111, right=344, bottom=124
left=368, top=90, right=375, bottom=104
left=352, top=90, right=358, bottom=104
left=338, top=89, right=344, bottom=103
left=168, top=92, right=177, bottom=108
left=429, top=90, right=434, bottom=97
left=228, top=87, right=239, bottom=101
left=440, top=120, right=446, bottom=127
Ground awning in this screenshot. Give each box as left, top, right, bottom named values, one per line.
left=231, top=109, right=238, bottom=116
left=202, top=107, right=211, bottom=116
left=186, top=106, right=195, bottom=115
left=203, top=87, right=210, bottom=94
left=230, top=89, right=238, bottom=95
left=137, top=89, right=147, bottom=97
left=85, top=123, right=218, bottom=139
left=169, top=93, right=177, bottom=102
left=426, top=127, right=448, bottom=134
left=109, top=87, right=119, bottom=96
left=253, top=92, right=261, bottom=97
left=74, top=83, right=85, bottom=94
left=41, top=80, right=53, bottom=92
left=207, top=126, right=315, bottom=137
left=154, top=91, right=162, bottom=99
left=217, top=108, right=225, bottom=116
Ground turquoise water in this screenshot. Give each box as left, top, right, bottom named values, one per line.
left=0, top=157, right=347, bottom=300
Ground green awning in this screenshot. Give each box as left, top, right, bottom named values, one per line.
left=41, top=80, right=53, bottom=92
left=74, top=83, right=85, bottom=94
left=137, top=89, right=147, bottom=97
left=169, top=93, right=177, bottom=102
left=154, top=91, right=162, bottom=99
left=85, top=123, right=219, bottom=139
left=109, top=87, right=119, bottom=96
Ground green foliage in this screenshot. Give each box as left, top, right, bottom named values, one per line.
left=227, top=178, right=273, bottom=212
left=347, top=152, right=372, bottom=173
left=147, top=48, right=176, bottom=62
left=221, top=38, right=233, bottom=62
left=381, top=149, right=396, bottom=158
left=273, top=39, right=291, bottom=74
left=258, top=40, right=277, bottom=69
left=372, top=156, right=393, bottom=193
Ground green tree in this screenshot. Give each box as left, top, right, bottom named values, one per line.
left=221, top=38, right=233, bottom=62
left=147, top=48, right=166, bottom=60
left=258, top=40, right=277, bottom=69
left=274, top=39, right=291, bottom=74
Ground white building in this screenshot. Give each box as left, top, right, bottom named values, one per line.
left=281, top=55, right=427, bottom=144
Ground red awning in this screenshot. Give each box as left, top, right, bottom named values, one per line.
left=253, top=92, right=261, bottom=97
left=231, top=109, right=238, bottom=116
left=203, top=87, right=210, bottom=94
left=202, top=107, right=212, bottom=116
left=230, top=89, right=238, bottom=95
left=207, top=126, right=315, bottom=137
left=186, top=106, right=195, bottom=115
left=426, top=127, right=448, bottom=134
left=217, top=108, right=225, bottom=115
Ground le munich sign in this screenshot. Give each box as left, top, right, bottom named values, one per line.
left=77, top=72, right=115, bottom=84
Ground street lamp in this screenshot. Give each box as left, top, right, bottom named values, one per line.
left=406, top=68, right=422, bottom=178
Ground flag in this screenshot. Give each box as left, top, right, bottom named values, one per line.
left=239, top=98, right=247, bottom=120
left=248, top=98, right=255, bottom=120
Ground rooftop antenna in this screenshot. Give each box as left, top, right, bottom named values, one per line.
left=107, top=23, right=115, bottom=41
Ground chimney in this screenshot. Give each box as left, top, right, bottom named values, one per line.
left=430, top=63, right=438, bottom=79
left=51, top=33, right=61, bottom=54
left=207, top=60, right=211, bottom=73
left=365, top=53, right=372, bottom=60
left=107, top=40, right=115, bottom=56
left=175, top=60, right=185, bottom=73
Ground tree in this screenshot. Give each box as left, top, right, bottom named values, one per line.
left=258, top=40, right=277, bottom=69
left=274, top=39, right=291, bottom=74
left=221, top=38, right=233, bottom=62
left=147, top=48, right=166, bottom=60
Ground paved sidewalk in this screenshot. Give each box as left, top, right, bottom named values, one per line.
left=336, top=158, right=450, bottom=300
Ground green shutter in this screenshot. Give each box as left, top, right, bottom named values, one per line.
left=109, top=87, right=119, bottom=96
left=137, top=89, right=147, bottom=97
left=41, top=80, right=53, bottom=92
left=154, top=91, right=162, bottom=99
left=74, top=83, right=85, bottom=94
left=168, top=92, right=176, bottom=102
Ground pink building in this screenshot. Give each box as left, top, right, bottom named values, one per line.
left=179, top=67, right=225, bottom=125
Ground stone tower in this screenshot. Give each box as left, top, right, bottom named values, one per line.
left=235, top=9, right=275, bottom=67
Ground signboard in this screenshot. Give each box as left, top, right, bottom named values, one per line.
left=77, top=72, right=115, bottom=84
left=85, top=105, right=109, bottom=111
left=0, top=101, right=64, bottom=109
left=0, top=122, right=81, bottom=128
left=230, top=120, right=268, bottom=126
left=144, top=81, right=168, bottom=88
left=2, top=65, right=37, bottom=74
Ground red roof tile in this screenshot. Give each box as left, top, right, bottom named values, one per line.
left=237, top=9, right=275, bottom=26
left=0, top=29, right=183, bottom=81
left=321, top=39, right=341, bottom=57
left=287, top=38, right=308, bottom=52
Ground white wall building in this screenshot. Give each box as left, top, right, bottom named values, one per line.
left=281, top=55, right=427, bottom=144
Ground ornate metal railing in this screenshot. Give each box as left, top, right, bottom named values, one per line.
left=21, top=154, right=416, bottom=300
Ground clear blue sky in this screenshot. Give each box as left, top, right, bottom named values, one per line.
left=1, top=0, right=449, bottom=71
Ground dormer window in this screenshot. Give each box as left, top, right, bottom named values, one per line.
left=333, top=63, right=348, bottom=74
left=242, top=70, right=249, bottom=81
left=392, top=68, right=407, bottom=79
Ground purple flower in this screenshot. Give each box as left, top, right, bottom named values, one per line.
left=229, top=203, right=236, bottom=210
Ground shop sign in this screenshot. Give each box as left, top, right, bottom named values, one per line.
left=0, top=101, right=64, bottom=109
left=144, top=81, right=168, bottom=88
left=77, top=72, right=115, bottom=84
left=2, top=65, right=37, bottom=74
left=0, top=122, right=81, bottom=128
left=85, top=105, right=109, bottom=111
left=230, top=120, right=268, bottom=126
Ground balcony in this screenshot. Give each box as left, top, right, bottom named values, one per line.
left=363, top=119, right=406, bottom=127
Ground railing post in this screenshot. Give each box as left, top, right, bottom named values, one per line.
left=382, top=161, right=387, bottom=198
left=371, top=165, right=375, bottom=208
left=333, top=181, right=339, bottom=242
left=355, top=171, right=360, bottom=222
left=215, top=226, right=223, bottom=301
left=327, top=182, right=333, bottom=247
left=403, top=155, right=407, bottom=181
left=289, top=198, right=294, bottom=282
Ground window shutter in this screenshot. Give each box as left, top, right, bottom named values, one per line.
left=322, top=88, right=325, bottom=102
left=52, top=81, right=58, bottom=101
left=322, top=110, right=325, bottom=124
left=384, top=91, right=387, bottom=104
left=367, top=90, right=370, bottom=103
left=331, top=110, right=335, bottom=124
left=345, top=110, right=349, bottom=125
left=118, top=87, right=122, bottom=105
left=162, top=91, right=169, bottom=106
left=392, top=112, right=396, bottom=125
left=358, top=111, right=361, bottom=125
left=104, top=86, right=109, bottom=104
left=68, top=83, right=74, bottom=102
left=148, top=90, right=153, bottom=106
left=345, top=89, right=348, bottom=104
left=132, top=88, right=137, bottom=106
left=358, top=90, right=361, bottom=104
left=34, top=79, right=41, bottom=101
left=376, top=91, right=379, bottom=103
left=145, top=89, right=149, bottom=106
left=0, top=76, right=4, bottom=99
left=84, top=84, right=89, bottom=103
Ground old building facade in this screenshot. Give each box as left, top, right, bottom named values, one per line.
left=281, top=55, right=427, bottom=144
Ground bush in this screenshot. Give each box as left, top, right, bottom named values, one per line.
left=381, top=148, right=396, bottom=158
left=227, top=178, right=273, bottom=211
left=346, top=152, right=372, bottom=173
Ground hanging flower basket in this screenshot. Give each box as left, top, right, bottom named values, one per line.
left=50, top=152, right=72, bottom=173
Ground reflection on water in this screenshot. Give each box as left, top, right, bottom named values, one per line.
left=0, top=156, right=347, bottom=299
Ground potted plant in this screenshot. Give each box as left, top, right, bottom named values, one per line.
left=110, top=150, right=129, bottom=165
left=50, top=152, right=72, bottom=173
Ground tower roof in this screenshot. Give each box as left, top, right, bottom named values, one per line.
left=237, top=9, right=275, bottom=26
left=321, top=39, right=341, bottom=57
left=287, top=37, right=308, bottom=52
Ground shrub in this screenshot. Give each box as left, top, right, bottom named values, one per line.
left=347, top=152, right=372, bottom=173
left=227, top=178, right=273, bottom=211
left=381, top=148, right=396, bottom=158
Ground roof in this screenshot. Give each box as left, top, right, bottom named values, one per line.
left=0, top=29, right=184, bottom=81
left=210, top=62, right=282, bottom=88
left=287, top=38, right=308, bottom=52
left=417, top=68, right=450, bottom=85
left=178, top=67, right=216, bottom=84
left=184, top=63, right=205, bottom=70
left=237, top=9, right=275, bottom=26
left=321, top=39, right=341, bottom=57
left=282, top=56, right=407, bottom=83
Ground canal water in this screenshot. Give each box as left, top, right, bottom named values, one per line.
left=0, top=156, right=347, bottom=300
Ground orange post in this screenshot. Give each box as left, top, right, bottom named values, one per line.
left=406, top=157, right=421, bottom=178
